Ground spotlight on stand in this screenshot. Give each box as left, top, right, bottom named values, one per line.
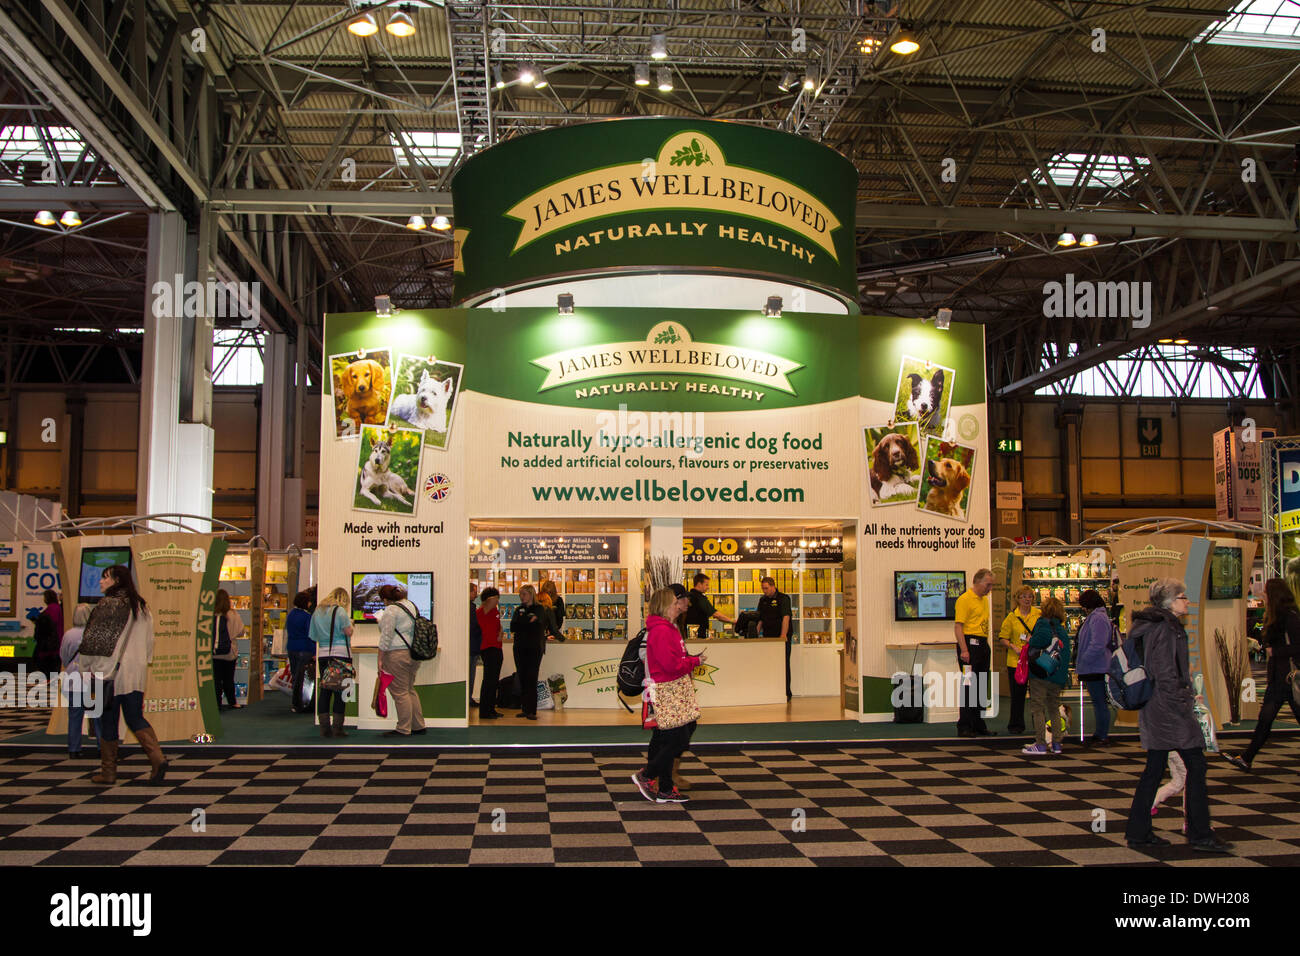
left=375, top=294, right=393, bottom=317
left=763, top=295, right=782, bottom=317
left=557, top=293, right=575, bottom=315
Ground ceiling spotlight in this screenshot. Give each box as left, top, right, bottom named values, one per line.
left=532, top=66, right=548, bottom=89
left=557, top=293, right=575, bottom=315
left=500, top=538, right=510, bottom=547
left=375, top=294, right=392, bottom=317
left=763, top=295, right=782, bottom=317
left=347, top=11, right=378, bottom=36
left=744, top=538, right=754, bottom=548
left=799, top=538, right=808, bottom=548
left=803, top=66, right=817, bottom=91
left=657, top=68, right=673, bottom=92
left=406, top=214, right=427, bottom=231
left=934, top=307, right=952, bottom=330
left=859, top=36, right=881, bottom=55
left=890, top=30, right=920, bottom=55
left=777, top=72, right=796, bottom=92
left=1157, top=338, right=1174, bottom=344
left=517, top=63, right=536, bottom=85
left=431, top=214, right=451, bottom=230
left=1079, top=233, right=1099, bottom=247
left=1057, top=232, right=1077, bottom=247
left=557, top=536, right=564, bottom=543
left=60, top=210, right=82, bottom=227
left=602, top=541, right=609, bottom=549
left=650, top=33, right=668, bottom=60
left=538, top=539, right=546, bottom=547
left=1174, top=338, right=1190, bottom=345
left=634, top=63, right=650, bottom=86
left=34, top=210, right=56, bottom=226
left=386, top=9, right=415, bottom=36
left=831, top=536, right=840, bottom=546
left=493, top=65, right=506, bottom=89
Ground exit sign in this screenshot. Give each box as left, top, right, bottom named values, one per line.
left=996, top=438, right=1022, bottom=453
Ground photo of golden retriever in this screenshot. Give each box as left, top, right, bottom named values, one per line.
left=916, top=438, right=977, bottom=521
left=328, top=349, right=392, bottom=438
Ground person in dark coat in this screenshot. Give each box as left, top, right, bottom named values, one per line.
left=1225, top=578, right=1300, bottom=772
left=1124, top=578, right=1231, bottom=853
left=510, top=585, right=547, bottom=720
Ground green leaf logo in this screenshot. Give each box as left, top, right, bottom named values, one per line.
left=654, top=325, right=681, bottom=344
left=669, top=137, right=712, bottom=167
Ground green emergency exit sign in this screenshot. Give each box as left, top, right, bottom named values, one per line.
left=996, top=438, right=1022, bottom=453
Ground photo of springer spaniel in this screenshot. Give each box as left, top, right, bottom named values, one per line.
left=865, top=423, right=922, bottom=506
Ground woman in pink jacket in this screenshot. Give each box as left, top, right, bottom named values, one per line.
left=632, top=583, right=706, bottom=804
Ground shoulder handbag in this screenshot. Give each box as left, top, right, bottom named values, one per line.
left=319, top=607, right=355, bottom=692
left=650, top=673, right=700, bottom=730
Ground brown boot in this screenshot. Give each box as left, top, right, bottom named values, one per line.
left=331, top=714, right=349, bottom=737
left=319, top=715, right=333, bottom=737
left=672, top=757, right=691, bottom=792
left=91, top=740, right=118, bottom=785
left=133, top=727, right=169, bottom=784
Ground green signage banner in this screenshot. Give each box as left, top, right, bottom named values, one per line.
left=451, top=118, right=859, bottom=304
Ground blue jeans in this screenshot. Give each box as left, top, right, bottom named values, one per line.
left=98, top=683, right=150, bottom=743
left=67, top=704, right=100, bottom=753
left=1084, top=678, right=1110, bottom=739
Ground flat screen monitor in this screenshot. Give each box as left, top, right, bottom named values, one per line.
left=351, top=572, right=433, bottom=622
left=79, top=546, right=132, bottom=603
left=894, top=571, right=966, bottom=621
left=1208, top=546, right=1243, bottom=600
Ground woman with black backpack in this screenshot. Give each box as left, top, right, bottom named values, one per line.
left=377, top=584, right=426, bottom=736
left=1021, top=596, right=1070, bottom=756
left=1225, top=578, right=1300, bottom=772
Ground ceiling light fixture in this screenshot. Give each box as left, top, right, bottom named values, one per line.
left=406, top=214, right=427, bottom=231
left=431, top=214, right=451, bottom=230
left=831, top=536, right=840, bottom=546
left=532, top=66, right=548, bottom=89
left=890, top=30, right=920, bottom=55
left=60, top=210, right=82, bottom=227
left=777, top=72, right=796, bottom=92
left=1174, top=338, right=1190, bottom=345
left=386, top=9, right=415, bottom=36
left=375, top=294, right=393, bottom=317
left=763, top=295, right=782, bottom=317
left=634, top=63, right=650, bottom=86
left=934, top=307, right=952, bottom=330
left=557, top=293, right=575, bottom=315
left=657, top=68, right=673, bottom=92
left=803, top=66, right=817, bottom=91
left=34, top=210, right=56, bottom=226
left=347, top=10, right=378, bottom=36
left=1079, top=233, right=1099, bottom=247
left=493, top=65, right=506, bottom=89
left=501, top=538, right=509, bottom=547
left=517, top=63, right=536, bottom=85
left=650, top=33, right=668, bottom=60
left=1057, top=232, right=1077, bottom=247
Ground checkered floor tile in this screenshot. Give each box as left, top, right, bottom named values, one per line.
left=1, top=731, right=1297, bottom=866
left=0, top=709, right=52, bottom=740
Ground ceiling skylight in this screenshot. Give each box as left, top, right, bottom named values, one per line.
left=0, top=125, right=95, bottom=164
left=1201, top=0, right=1300, bottom=50
left=389, top=130, right=462, bottom=167
left=1033, top=152, right=1151, bottom=189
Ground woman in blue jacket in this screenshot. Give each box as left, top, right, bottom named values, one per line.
left=1021, top=596, right=1071, bottom=756
left=286, top=590, right=316, bottom=713
left=1074, top=589, right=1114, bottom=745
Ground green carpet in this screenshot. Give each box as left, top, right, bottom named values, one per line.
left=4, top=694, right=1289, bottom=748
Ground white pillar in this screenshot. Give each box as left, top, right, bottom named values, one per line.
left=646, top=518, right=683, bottom=568
left=137, top=211, right=214, bottom=529
left=257, top=332, right=291, bottom=547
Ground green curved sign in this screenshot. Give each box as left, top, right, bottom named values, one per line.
left=452, top=118, right=858, bottom=305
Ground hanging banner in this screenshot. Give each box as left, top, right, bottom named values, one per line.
left=469, top=535, right=620, bottom=565
left=1214, top=426, right=1277, bottom=523
left=452, top=118, right=858, bottom=304
left=682, top=535, right=842, bottom=564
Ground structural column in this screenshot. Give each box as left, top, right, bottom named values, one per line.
left=137, top=211, right=215, bottom=528
left=257, top=332, right=301, bottom=547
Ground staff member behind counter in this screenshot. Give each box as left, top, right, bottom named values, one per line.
left=685, top=573, right=735, bottom=642
left=758, top=576, right=794, bottom=701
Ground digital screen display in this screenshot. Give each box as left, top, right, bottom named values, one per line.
left=1208, top=546, right=1243, bottom=600
left=351, top=572, right=433, bottom=622
left=79, top=547, right=132, bottom=603
left=894, top=571, right=966, bottom=621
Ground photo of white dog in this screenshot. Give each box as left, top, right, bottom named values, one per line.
left=354, top=425, right=423, bottom=515
left=388, top=355, right=463, bottom=449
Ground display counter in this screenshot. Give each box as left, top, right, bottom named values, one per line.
left=482, top=636, right=787, bottom=709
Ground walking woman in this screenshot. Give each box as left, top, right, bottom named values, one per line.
left=996, top=585, right=1039, bottom=735
left=80, top=565, right=168, bottom=785
left=377, top=584, right=426, bottom=736
left=1225, top=578, right=1300, bottom=772
left=510, top=585, right=547, bottom=719
left=1075, top=588, right=1116, bottom=745
left=632, top=584, right=704, bottom=804
left=311, top=586, right=354, bottom=737
left=1124, top=579, right=1230, bottom=853
left=212, top=589, right=244, bottom=710
left=1021, top=596, right=1071, bottom=755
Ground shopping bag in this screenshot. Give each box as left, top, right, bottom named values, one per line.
left=1192, top=672, right=1218, bottom=752
left=269, top=664, right=293, bottom=694
left=536, top=680, right=555, bottom=711
left=546, top=673, right=568, bottom=705
left=299, top=673, right=315, bottom=709
left=373, top=671, right=395, bottom=717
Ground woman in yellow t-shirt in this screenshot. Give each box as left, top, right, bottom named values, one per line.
left=998, top=586, right=1041, bottom=735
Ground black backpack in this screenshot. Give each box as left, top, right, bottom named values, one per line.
left=497, top=671, right=522, bottom=709
left=394, top=603, right=438, bottom=661
left=616, top=627, right=648, bottom=711
left=734, top=611, right=760, bottom=639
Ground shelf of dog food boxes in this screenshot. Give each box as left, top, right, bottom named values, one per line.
left=684, top=566, right=843, bottom=644
left=1018, top=557, right=1113, bottom=639
left=219, top=553, right=254, bottom=704
left=470, top=566, right=630, bottom=641
left=262, top=560, right=290, bottom=688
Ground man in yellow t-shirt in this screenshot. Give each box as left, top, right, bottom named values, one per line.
left=997, top=586, right=1041, bottom=735
left=954, top=569, right=995, bottom=737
